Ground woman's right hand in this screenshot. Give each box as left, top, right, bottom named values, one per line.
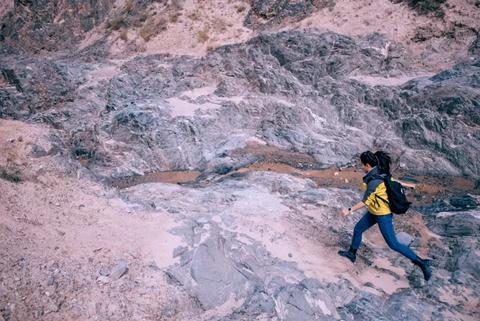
left=339, top=208, right=349, bottom=217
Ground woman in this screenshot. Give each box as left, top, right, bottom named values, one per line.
left=338, top=151, right=432, bottom=281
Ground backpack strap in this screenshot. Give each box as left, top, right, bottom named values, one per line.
left=372, top=174, right=390, bottom=207
left=375, top=194, right=389, bottom=205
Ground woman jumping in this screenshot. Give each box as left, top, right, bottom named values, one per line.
left=338, top=150, right=432, bottom=281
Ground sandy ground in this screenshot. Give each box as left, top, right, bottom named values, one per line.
left=105, top=0, right=254, bottom=57
left=0, top=119, right=185, bottom=267
left=0, top=120, right=196, bottom=320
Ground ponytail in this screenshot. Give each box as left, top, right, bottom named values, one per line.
left=374, top=151, right=391, bottom=176
left=360, top=150, right=392, bottom=176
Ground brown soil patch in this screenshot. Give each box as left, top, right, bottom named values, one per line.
left=110, top=141, right=478, bottom=208
left=109, top=170, right=201, bottom=188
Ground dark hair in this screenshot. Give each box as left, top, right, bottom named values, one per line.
left=360, top=150, right=391, bottom=175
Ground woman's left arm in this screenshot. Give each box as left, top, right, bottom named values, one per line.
left=392, top=178, right=416, bottom=189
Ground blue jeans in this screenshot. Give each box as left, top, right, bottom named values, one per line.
left=351, top=212, right=417, bottom=261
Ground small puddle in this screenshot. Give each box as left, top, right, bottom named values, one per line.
left=109, top=170, right=201, bottom=189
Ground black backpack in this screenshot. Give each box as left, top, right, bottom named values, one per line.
left=374, top=175, right=411, bottom=214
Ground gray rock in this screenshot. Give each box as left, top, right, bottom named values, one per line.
left=448, top=237, right=480, bottom=281
left=449, top=195, right=478, bottom=210
left=1, top=5, right=479, bottom=319
left=30, top=144, right=49, bottom=158
left=160, top=306, right=177, bottom=318
left=431, top=212, right=480, bottom=237
left=396, top=231, right=414, bottom=246
left=468, top=33, right=480, bottom=57
left=384, top=290, right=432, bottom=321
left=0, top=56, right=83, bottom=119
left=172, top=246, right=189, bottom=258
left=109, top=261, right=128, bottom=280
left=189, top=233, right=250, bottom=308
left=340, top=292, right=387, bottom=321
left=245, top=0, right=314, bottom=29
left=1, top=69, right=23, bottom=92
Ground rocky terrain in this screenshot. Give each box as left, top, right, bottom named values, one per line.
left=1, top=1, right=479, bottom=321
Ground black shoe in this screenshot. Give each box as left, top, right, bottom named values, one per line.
left=413, top=257, right=432, bottom=281
left=338, top=247, right=357, bottom=263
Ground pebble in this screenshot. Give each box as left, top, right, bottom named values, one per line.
left=109, top=261, right=128, bottom=280
left=97, top=275, right=111, bottom=284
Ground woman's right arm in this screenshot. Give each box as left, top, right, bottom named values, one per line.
left=340, top=201, right=366, bottom=217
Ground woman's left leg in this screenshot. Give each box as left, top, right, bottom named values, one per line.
left=377, top=214, right=432, bottom=280
left=376, top=214, right=417, bottom=260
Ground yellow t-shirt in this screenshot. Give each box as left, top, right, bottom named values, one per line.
left=361, top=168, right=392, bottom=216
left=363, top=181, right=391, bottom=215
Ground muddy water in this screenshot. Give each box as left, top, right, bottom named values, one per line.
left=240, top=163, right=478, bottom=204
left=109, top=162, right=477, bottom=205
left=110, top=170, right=201, bottom=189
left=109, top=142, right=478, bottom=202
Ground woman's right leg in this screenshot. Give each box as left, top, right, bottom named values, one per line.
left=351, top=212, right=377, bottom=249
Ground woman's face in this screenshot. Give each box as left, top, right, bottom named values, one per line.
left=362, top=162, right=372, bottom=173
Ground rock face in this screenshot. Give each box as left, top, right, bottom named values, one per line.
left=469, top=33, right=480, bottom=57
left=1, top=30, right=478, bottom=178
left=430, top=212, right=480, bottom=237
left=0, top=0, right=115, bottom=53
left=121, top=172, right=480, bottom=321
left=0, top=56, right=83, bottom=119
left=395, top=61, right=480, bottom=177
